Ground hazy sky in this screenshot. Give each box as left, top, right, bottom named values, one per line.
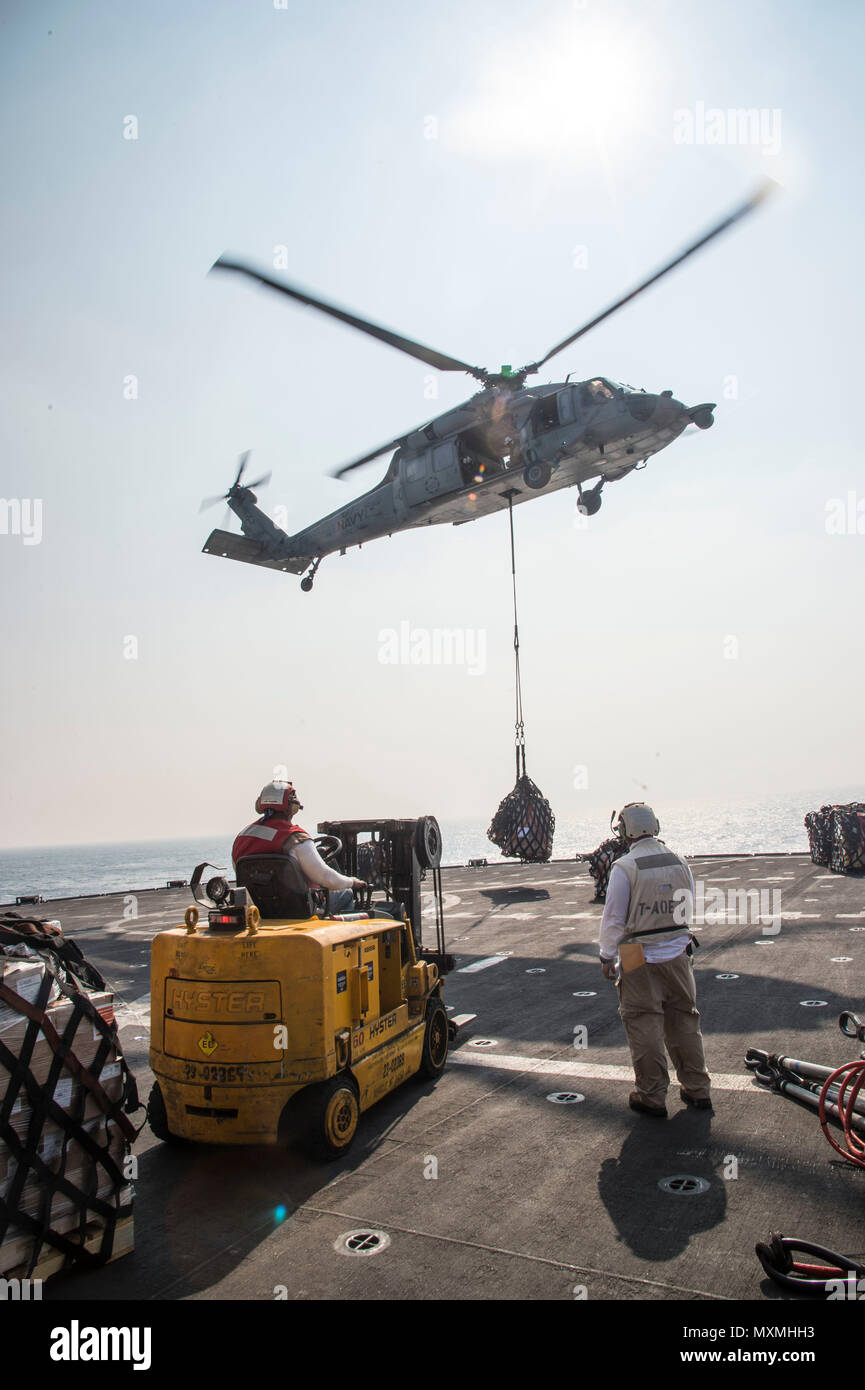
left=2, top=0, right=863, bottom=848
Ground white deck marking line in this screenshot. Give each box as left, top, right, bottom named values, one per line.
left=457, top=956, right=510, bottom=973
left=301, top=1205, right=730, bottom=1301
left=449, top=1052, right=755, bottom=1092
left=550, top=913, right=597, bottom=920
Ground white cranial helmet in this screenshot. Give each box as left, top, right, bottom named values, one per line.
left=616, top=802, right=660, bottom=841
left=255, top=781, right=301, bottom=815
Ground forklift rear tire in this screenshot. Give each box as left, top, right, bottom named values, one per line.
left=298, top=1073, right=360, bottom=1161
left=418, top=1002, right=449, bottom=1080
left=147, top=1081, right=185, bottom=1144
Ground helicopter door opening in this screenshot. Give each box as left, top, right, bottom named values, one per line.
left=456, top=427, right=508, bottom=486
left=529, top=394, right=561, bottom=435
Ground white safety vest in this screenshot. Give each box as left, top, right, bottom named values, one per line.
left=615, top=837, right=693, bottom=946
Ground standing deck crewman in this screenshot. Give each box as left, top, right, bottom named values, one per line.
left=599, top=802, right=712, bottom=1118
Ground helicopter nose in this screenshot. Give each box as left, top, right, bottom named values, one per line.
left=687, top=401, right=716, bottom=430
left=626, top=391, right=660, bottom=423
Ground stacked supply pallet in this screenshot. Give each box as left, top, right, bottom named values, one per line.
left=804, top=803, right=865, bottom=875
left=0, top=934, right=141, bottom=1281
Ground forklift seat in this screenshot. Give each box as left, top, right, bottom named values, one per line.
left=235, top=854, right=315, bottom=920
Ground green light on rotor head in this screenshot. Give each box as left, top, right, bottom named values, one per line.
left=499, top=364, right=514, bottom=376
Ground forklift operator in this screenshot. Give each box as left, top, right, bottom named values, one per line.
left=232, top=780, right=367, bottom=913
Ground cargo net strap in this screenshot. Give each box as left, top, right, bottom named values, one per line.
left=0, top=912, right=106, bottom=994
left=805, top=804, right=865, bottom=874
left=583, top=836, right=628, bottom=901
left=487, top=775, right=555, bottom=863
left=0, top=943, right=143, bottom=1277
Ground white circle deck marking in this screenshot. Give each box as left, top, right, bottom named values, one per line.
left=469, top=1038, right=498, bottom=1047
left=715, top=973, right=739, bottom=980
left=547, top=1092, right=585, bottom=1104
left=572, top=991, right=597, bottom=997
left=334, top=1230, right=391, bottom=1257
left=658, top=1175, right=710, bottom=1196
left=526, top=968, right=546, bottom=974
left=800, top=1000, right=828, bottom=1007
left=831, top=957, right=853, bottom=963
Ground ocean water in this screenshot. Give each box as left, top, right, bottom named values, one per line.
left=0, top=787, right=857, bottom=903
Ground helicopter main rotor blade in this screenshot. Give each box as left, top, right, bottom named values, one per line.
left=330, top=435, right=406, bottom=480
left=212, top=258, right=489, bottom=382
left=523, top=180, right=777, bottom=375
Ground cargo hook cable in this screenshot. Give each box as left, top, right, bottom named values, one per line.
left=507, top=493, right=526, bottom=782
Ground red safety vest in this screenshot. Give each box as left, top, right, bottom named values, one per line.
left=232, top=817, right=309, bottom=869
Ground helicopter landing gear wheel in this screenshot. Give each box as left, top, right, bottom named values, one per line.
left=523, top=460, right=551, bottom=490
left=300, top=557, right=322, bottom=592
left=577, top=483, right=603, bottom=516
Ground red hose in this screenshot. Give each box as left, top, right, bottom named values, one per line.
left=819, top=1061, right=865, bottom=1168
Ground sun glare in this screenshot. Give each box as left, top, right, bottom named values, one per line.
left=448, top=13, right=649, bottom=161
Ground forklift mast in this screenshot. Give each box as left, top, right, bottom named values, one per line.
left=316, top=816, right=453, bottom=976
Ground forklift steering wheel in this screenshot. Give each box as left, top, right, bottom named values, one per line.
left=312, top=834, right=343, bottom=865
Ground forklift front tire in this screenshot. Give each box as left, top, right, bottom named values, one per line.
left=147, top=1081, right=185, bottom=1144
left=298, top=1073, right=360, bottom=1161
left=418, top=1002, right=449, bottom=1080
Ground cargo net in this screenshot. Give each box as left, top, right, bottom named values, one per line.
left=0, top=913, right=143, bottom=1279
left=805, top=803, right=865, bottom=874
left=487, top=775, right=555, bottom=863
left=582, top=835, right=628, bottom=902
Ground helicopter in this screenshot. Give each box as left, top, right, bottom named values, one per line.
left=202, top=182, right=772, bottom=592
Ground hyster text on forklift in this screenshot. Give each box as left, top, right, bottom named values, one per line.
left=147, top=816, right=456, bottom=1159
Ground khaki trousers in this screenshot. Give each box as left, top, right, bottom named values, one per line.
left=616, top=949, right=711, bottom=1107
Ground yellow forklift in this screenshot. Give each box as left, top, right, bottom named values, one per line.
left=147, top=817, right=455, bottom=1159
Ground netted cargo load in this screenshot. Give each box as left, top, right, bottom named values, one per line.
left=0, top=913, right=142, bottom=1280
left=830, top=804, right=865, bottom=874
left=487, top=775, right=555, bottom=863
left=804, top=803, right=865, bottom=875
left=804, top=808, right=832, bottom=866
left=582, top=835, right=628, bottom=902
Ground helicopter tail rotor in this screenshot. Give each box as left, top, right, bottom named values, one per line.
left=200, top=452, right=272, bottom=511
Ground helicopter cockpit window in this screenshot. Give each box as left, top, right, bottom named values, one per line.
left=580, top=378, right=616, bottom=409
